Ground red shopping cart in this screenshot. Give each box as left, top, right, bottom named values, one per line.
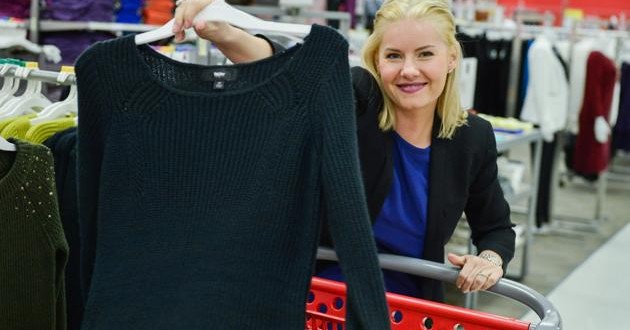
left=308, top=248, right=562, bottom=330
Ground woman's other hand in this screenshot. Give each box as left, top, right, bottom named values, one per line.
left=447, top=252, right=503, bottom=293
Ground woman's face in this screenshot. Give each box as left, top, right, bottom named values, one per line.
left=377, top=18, right=455, bottom=116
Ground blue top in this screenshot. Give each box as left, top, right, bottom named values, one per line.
left=318, top=131, right=430, bottom=297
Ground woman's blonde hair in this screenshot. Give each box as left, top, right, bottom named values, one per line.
left=362, top=0, right=467, bottom=139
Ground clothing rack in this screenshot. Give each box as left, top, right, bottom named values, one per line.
left=0, top=63, right=76, bottom=86
left=456, top=19, right=629, bottom=234
left=548, top=26, right=630, bottom=234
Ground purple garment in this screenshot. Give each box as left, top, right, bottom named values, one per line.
left=613, top=63, right=630, bottom=152
left=42, top=0, right=115, bottom=22
left=41, top=32, right=112, bottom=65
left=0, top=0, right=31, bottom=18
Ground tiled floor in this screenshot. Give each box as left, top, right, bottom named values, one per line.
left=443, top=146, right=630, bottom=329
left=521, top=223, right=630, bottom=329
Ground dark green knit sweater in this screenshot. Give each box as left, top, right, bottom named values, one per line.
left=0, top=139, right=68, bottom=330
left=76, top=25, right=390, bottom=329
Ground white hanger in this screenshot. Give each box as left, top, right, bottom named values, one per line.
left=0, top=136, right=16, bottom=152
left=0, top=63, right=19, bottom=108
left=0, top=28, right=62, bottom=63
left=0, top=67, right=51, bottom=120
left=134, top=0, right=311, bottom=45
left=31, top=70, right=77, bottom=125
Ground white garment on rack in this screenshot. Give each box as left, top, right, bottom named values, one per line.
left=520, top=34, right=569, bottom=142
left=458, top=57, right=477, bottom=110
left=609, top=81, right=620, bottom=127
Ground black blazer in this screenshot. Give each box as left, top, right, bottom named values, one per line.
left=262, top=37, right=515, bottom=301
left=349, top=66, right=516, bottom=302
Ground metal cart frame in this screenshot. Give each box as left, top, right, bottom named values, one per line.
left=316, top=247, right=561, bottom=330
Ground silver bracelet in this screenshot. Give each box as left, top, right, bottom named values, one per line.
left=478, top=252, right=503, bottom=267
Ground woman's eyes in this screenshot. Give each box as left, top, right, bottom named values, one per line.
left=384, top=51, right=434, bottom=60
left=385, top=53, right=401, bottom=59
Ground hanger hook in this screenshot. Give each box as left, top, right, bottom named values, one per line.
left=0, top=63, right=12, bottom=76
left=57, top=71, right=70, bottom=84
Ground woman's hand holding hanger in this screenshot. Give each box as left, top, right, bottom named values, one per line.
left=172, top=0, right=274, bottom=63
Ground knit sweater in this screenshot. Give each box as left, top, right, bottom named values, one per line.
left=75, top=25, right=390, bottom=329
left=0, top=139, right=68, bottom=330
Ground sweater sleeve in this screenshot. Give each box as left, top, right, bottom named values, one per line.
left=318, top=49, right=391, bottom=329
left=75, top=43, right=112, bottom=301
left=465, top=118, right=515, bottom=272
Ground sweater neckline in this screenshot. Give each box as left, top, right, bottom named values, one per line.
left=126, top=25, right=321, bottom=98
left=0, top=139, right=32, bottom=200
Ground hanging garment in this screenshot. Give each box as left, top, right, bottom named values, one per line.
left=25, top=116, right=77, bottom=144
left=573, top=51, right=617, bottom=175
left=515, top=38, right=533, bottom=119
left=0, top=114, right=37, bottom=139
left=44, top=127, right=83, bottom=330
left=613, top=62, right=630, bottom=152
left=0, top=0, right=31, bottom=18
left=458, top=32, right=512, bottom=117
left=42, top=0, right=115, bottom=21
left=142, top=0, right=175, bottom=25
left=116, top=0, right=145, bottom=23
left=0, top=139, right=69, bottom=330
left=520, top=34, right=569, bottom=142
left=75, top=25, right=389, bottom=330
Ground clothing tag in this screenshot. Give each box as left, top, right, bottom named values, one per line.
left=200, top=68, right=238, bottom=82
left=213, top=80, right=225, bottom=90
left=200, top=68, right=237, bottom=90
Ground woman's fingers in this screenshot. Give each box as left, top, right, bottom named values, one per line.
left=452, top=253, right=503, bottom=293
left=173, top=0, right=214, bottom=38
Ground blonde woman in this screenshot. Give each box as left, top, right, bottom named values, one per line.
left=174, top=0, right=515, bottom=301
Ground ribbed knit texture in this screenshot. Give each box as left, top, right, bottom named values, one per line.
left=0, top=114, right=36, bottom=139
left=0, top=117, right=18, bottom=133
left=25, top=117, right=77, bottom=144
left=44, top=128, right=83, bottom=330
left=75, top=25, right=390, bottom=329
left=0, top=139, right=69, bottom=330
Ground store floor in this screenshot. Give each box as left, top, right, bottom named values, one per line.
left=443, top=145, right=630, bottom=329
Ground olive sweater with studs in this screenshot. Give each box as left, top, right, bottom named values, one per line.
left=75, top=25, right=390, bottom=329
left=0, top=139, right=68, bottom=330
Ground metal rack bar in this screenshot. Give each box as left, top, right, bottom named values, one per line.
left=0, top=64, right=75, bottom=86
left=23, top=7, right=350, bottom=38
left=28, top=0, right=40, bottom=43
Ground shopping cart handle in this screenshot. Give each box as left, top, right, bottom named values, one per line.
left=316, top=247, right=561, bottom=330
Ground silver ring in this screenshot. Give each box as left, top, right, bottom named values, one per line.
left=476, top=273, right=489, bottom=278
left=176, top=0, right=186, bottom=6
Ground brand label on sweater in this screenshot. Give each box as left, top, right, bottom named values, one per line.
left=200, top=68, right=238, bottom=82
left=200, top=68, right=237, bottom=90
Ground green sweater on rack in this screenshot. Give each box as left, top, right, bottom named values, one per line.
left=0, top=139, right=69, bottom=330
left=75, top=24, right=390, bottom=329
